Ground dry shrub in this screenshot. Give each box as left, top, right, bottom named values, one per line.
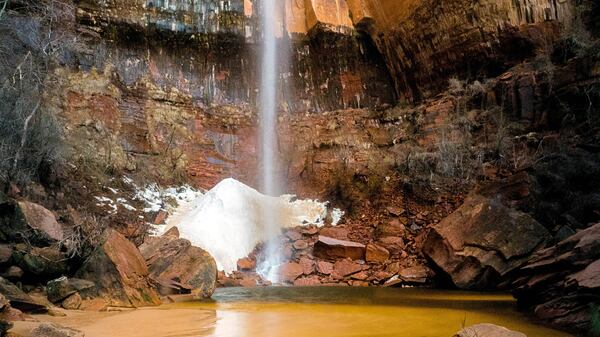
left=0, top=0, right=76, bottom=189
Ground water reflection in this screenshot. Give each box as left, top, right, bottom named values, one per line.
left=43, top=287, right=572, bottom=337
left=184, top=287, right=572, bottom=337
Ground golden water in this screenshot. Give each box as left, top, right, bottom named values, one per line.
left=35, top=287, right=572, bottom=337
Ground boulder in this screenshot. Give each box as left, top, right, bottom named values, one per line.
left=75, top=229, right=161, bottom=307
left=236, top=257, right=256, bottom=271
left=162, top=226, right=180, bottom=238
left=13, top=246, right=69, bottom=279
left=0, top=245, right=12, bottom=265
left=238, top=276, right=258, bottom=288
left=61, top=293, right=82, bottom=310
left=377, top=236, right=404, bottom=253
left=285, top=229, right=303, bottom=241
left=277, top=262, right=304, bottom=283
left=365, top=244, right=389, bottom=263
left=0, top=294, right=7, bottom=310
left=385, top=206, right=405, bottom=217
left=47, top=307, right=67, bottom=317
left=2, top=266, right=23, bottom=280
left=319, top=227, right=349, bottom=240
left=293, top=275, right=321, bottom=286
left=375, top=219, right=405, bottom=237
left=16, top=201, right=63, bottom=242
left=0, top=199, right=62, bottom=245
left=384, top=262, right=400, bottom=274
left=398, top=265, right=434, bottom=284
left=422, top=194, right=549, bottom=289
left=0, top=294, right=25, bottom=322
left=153, top=211, right=168, bottom=226
left=29, top=323, right=84, bottom=337
left=316, top=260, right=333, bottom=275
left=371, top=270, right=393, bottom=282
left=299, top=257, right=315, bottom=275
left=293, top=240, right=309, bottom=250
left=139, top=234, right=217, bottom=298
left=313, top=236, right=365, bottom=261
left=46, top=277, right=94, bottom=303
left=350, top=271, right=368, bottom=280
left=454, top=323, right=526, bottom=337
left=512, top=222, right=600, bottom=332
left=0, top=320, right=11, bottom=337
left=79, top=298, right=107, bottom=311
left=0, top=277, right=47, bottom=312
left=348, top=280, right=369, bottom=287
left=302, top=226, right=319, bottom=235
left=0, top=305, right=25, bottom=322
left=333, top=259, right=362, bottom=277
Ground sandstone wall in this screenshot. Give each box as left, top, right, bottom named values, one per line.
left=74, top=0, right=576, bottom=105
left=358, top=0, right=574, bottom=101
left=74, top=0, right=395, bottom=112
left=53, top=0, right=581, bottom=193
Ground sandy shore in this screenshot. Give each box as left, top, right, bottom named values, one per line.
left=12, top=305, right=217, bottom=337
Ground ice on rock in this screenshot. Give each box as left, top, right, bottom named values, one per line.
left=166, top=178, right=340, bottom=273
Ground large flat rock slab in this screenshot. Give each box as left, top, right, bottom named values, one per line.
left=76, top=230, right=161, bottom=308
left=313, top=235, right=365, bottom=261
left=140, top=230, right=217, bottom=298
left=423, top=194, right=549, bottom=289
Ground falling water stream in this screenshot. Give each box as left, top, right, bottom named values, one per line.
left=257, top=0, right=282, bottom=282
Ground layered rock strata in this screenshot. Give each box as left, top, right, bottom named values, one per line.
left=512, top=223, right=600, bottom=333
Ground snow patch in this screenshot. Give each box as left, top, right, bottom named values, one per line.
left=331, top=208, right=345, bottom=226
left=122, top=177, right=202, bottom=214
left=166, top=178, right=342, bottom=273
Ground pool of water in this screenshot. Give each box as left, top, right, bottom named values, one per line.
left=36, top=287, right=573, bottom=337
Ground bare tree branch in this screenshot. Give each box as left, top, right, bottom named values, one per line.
left=0, top=1, right=8, bottom=20
left=11, top=99, right=41, bottom=175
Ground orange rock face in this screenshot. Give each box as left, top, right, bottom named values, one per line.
left=365, top=244, right=390, bottom=263
left=293, top=275, right=322, bottom=286
left=361, top=0, right=573, bottom=101
left=277, top=262, right=304, bottom=283
left=76, top=230, right=161, bottom=307
left=332, top=259, right=363, bottom=277
left=140, top=235, right=218, bottom=298
left=237, top=258, right=257, bottom=271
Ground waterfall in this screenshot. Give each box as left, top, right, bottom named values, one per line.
left=257, top=0, right=282, bottom=282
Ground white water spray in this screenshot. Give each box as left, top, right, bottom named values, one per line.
left=257, top=0, right=282, bottom=282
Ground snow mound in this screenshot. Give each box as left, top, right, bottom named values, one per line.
left=166, top=178, right=340, bottom=273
